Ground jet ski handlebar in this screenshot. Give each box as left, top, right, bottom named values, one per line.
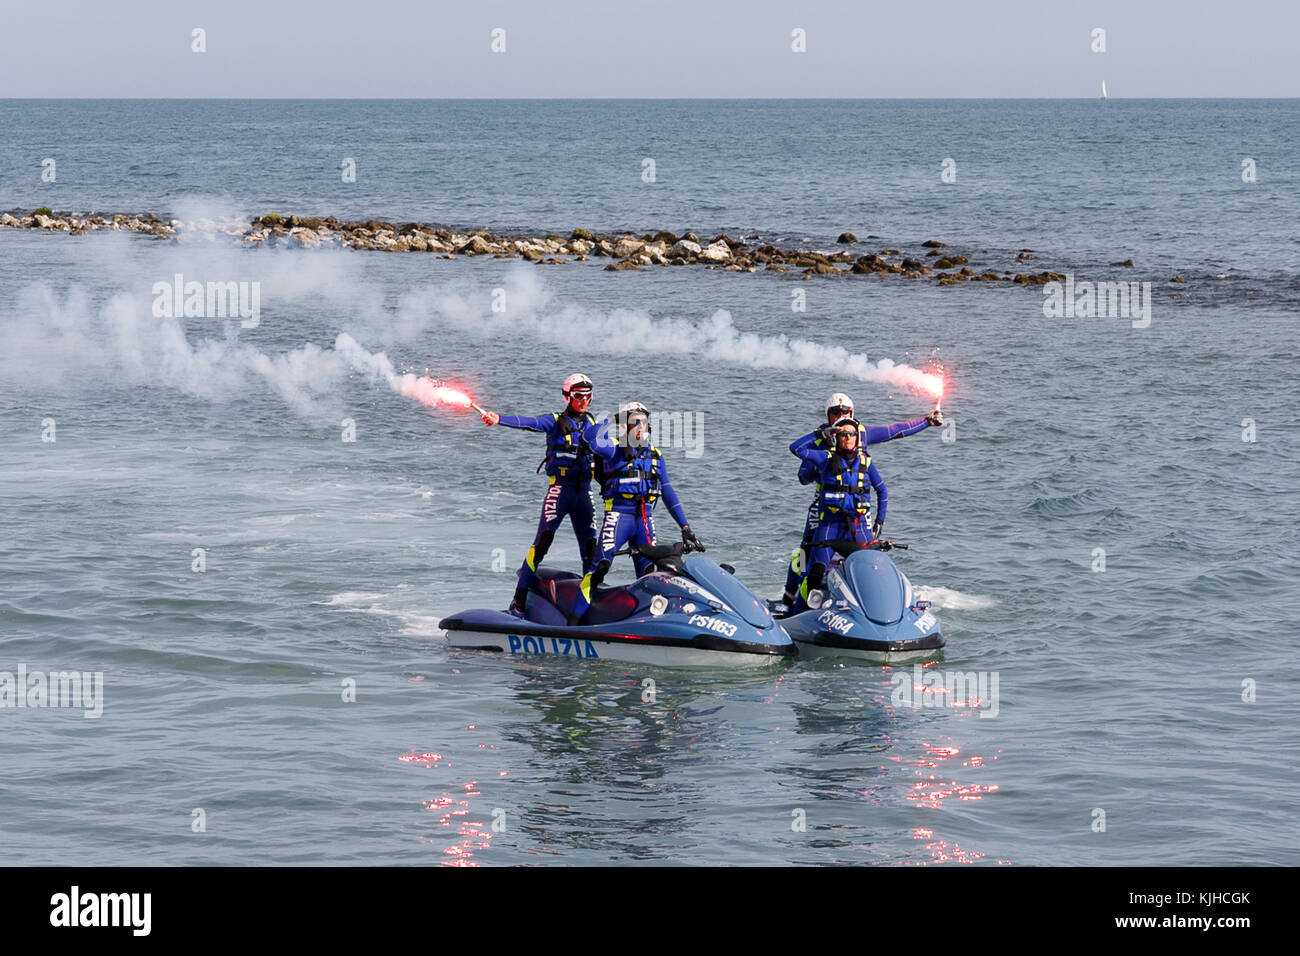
left=613, top=541, right=700, bottom=560
left=610, top=540, right=702, bottom=573
left=821, top=538, right=909, bottom=556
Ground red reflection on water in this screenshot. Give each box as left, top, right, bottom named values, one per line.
left=402, top=742, right=498, bottom=865
left=910, top=836, right=987, bottom=865
left=420, top=791, right=496, bottom=867
left=908, top=742, right=999, bottom=808
left=909, top=779, right=1001, bottom=806
left=906, top=823, right=989, bottom=865
left=399, top=752, right=443, bottom=765
left=761, top=670, right=790, bottom=706
left=880, top=673, right=1007, bottom=863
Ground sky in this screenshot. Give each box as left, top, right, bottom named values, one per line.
left=1, top=0, right=1297, bottom=97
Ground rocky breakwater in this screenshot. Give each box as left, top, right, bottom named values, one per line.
left=1, top=209, right=1106, bottom=286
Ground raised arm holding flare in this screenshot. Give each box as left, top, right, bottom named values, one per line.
left=479, top=374, right=598, bottom=617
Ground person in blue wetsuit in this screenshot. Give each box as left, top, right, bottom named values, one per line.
left=789, top=417, right=888, bottom=613
left=479, top=374, right=598, bottom=616
left=568, top=401, right=703, bottom=624
left=779, top=392, right=942, bottom=606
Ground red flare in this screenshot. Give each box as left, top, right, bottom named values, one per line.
left=405, top=377, right=476, bottom=409
left=432, top=385, right=473, bottom=408
left=918, top=372, right=944, bottom=403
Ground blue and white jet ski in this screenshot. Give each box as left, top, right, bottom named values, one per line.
left=440, top=543, right=796, bottom=667
left=773, top=540, right=943, bottom=663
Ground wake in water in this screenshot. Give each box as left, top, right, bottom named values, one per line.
left=914, top=586, right=995, bottom=611
left=314, top=592, right=447, bottom=637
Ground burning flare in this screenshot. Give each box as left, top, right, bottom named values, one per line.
left=403, top=378, right=475, bottom=409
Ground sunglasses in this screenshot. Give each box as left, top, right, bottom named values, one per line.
left=828, top=406, right=852, bottom=417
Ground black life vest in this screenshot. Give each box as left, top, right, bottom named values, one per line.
left=539, top=411, right=595, bottom=483
left=600, top=444, right=663, bottom=504
left=820, top=449, right=872, bottom=516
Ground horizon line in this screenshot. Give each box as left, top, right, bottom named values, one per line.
left=3, top=95, right=1299, bottom=102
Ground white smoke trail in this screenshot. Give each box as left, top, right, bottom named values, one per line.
left=553, top=308, right=943, bottom=396
left=1, top=233, right=942, bottom=423
left=0, top=219, right=388, bottom=422
left=398, top=269, right=944, bottom=397
left=4, top=280, right=354, bottom=423
left=333, top=333, right=470, bottom=408
left=246, top=344, right=349, bottom=420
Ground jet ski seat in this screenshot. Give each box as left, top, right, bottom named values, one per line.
left=535, top=569, right=638, bottom=624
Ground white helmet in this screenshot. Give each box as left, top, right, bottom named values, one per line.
left=562, top=373, right=593, bottom=399
left=825, top=392, right=854, bottom=419
left=617, top=401, right=651, bottom=443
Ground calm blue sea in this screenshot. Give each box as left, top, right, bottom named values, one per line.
left=2, top=100, right=1297, bottom=866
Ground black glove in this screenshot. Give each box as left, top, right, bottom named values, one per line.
left=926, top=408, right=943, bottom=427
left=815, top=422, right=835, bottom=443
left=872, top=519, right=884, bottom=541
left=682, top=526, right=705, bottom=552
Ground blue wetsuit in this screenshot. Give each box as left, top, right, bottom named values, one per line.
left=570, top=418, right=689, bottom=620
left=783, top=417, right=929, bottom=599
left=498, top=410, right=597, bottom=602
left=789, top=432, right=887, bottom=610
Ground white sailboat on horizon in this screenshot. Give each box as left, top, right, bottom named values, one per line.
left=1101, top=80, right=1108, bottom=101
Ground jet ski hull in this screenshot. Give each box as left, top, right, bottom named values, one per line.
left=443, top=611, right=793, bottom=667
left=779, top=546, right=945, bottom=663
left=781, top=611, right=944, bottom=663
left=440, top=551, right=796, bottom=668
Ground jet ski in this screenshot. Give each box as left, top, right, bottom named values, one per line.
left=772, top=539, right=943, bottom=663
left=440, top=543, right=796, bottom=667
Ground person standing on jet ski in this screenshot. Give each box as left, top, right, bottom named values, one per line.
left=568, top=401, right=704, bottom=624
left=779, top=392, right=942, bottom=606
left=788, top=418, right=888, bottom=613
left=479, top=374, right=598, bottom=616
